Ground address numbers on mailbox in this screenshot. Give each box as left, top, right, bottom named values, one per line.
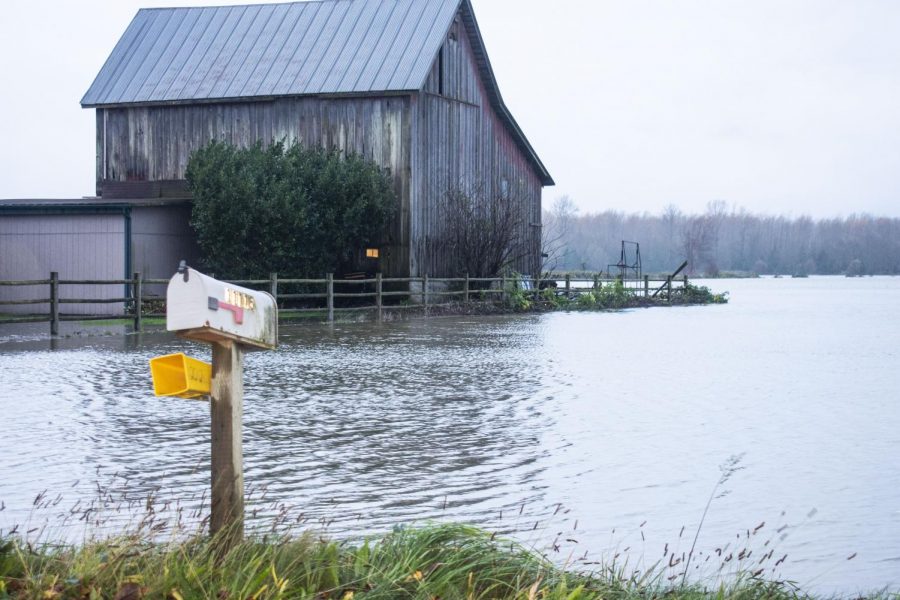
left=166, top=264, right=278, bottom=349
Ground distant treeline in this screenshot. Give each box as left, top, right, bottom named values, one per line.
left=543, top=199, right=900, bottom=276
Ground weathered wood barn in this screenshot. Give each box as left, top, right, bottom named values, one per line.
left=81, top=0, right=553, bottom=278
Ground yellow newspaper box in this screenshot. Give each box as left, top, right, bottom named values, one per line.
left=150, top=353, right=212, bottom=399
left=167, top=264, right=277, bottom=349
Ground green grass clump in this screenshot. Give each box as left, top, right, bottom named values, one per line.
left=0, top=523, right=826, bottom=600
left=567, top=280, right=630, bottom=311
left=540, top=288, right=569, bottom=309
left=504, top=281, right=533, bottom=312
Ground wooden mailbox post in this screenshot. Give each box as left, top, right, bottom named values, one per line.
left=153, top=262, right=277, bottom=549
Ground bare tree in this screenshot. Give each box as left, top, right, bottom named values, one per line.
left=705, top=199, right=729, bottom=270
left=440, top=184, right=528, bottom=277
left=541, top=195, right=578, bottom=275
left=678, top=201, right=728, bottom=275
left=661, top=204, right=683, bottom=267
left=681, top=215, right=718, bottom=275
left=518, top=196, right=900, bottom=276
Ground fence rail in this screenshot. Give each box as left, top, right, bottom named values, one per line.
left=0, top=271, right=689, bottom=334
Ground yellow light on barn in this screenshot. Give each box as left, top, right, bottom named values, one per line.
left=366, top=248, right=379, bottom=258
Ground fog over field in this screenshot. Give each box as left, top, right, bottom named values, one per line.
left=543, top=199, right=900, bottom=275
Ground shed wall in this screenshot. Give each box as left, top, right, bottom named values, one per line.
left=0, top=214, right=127, bottom=315
left=132, top=204, right=201, bottom=299
left=412, top=17, right=542, bottom=277
left=98, top=96, right=412, bottom=276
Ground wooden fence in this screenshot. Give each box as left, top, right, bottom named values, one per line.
left=0, top=272, right=689, bottom=334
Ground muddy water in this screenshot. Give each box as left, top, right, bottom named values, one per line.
left=1, top=276, right=898, bottom=594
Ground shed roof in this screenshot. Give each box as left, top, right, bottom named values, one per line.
left=0, top=198, right=190, bottom=210
left=81, top=0, right=553, bottom=185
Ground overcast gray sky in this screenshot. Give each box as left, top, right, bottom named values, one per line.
left=1, top=0, right=898, bottom=217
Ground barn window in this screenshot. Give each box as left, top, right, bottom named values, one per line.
left=366, top=248, right=380, bottom=259
left=500, top=178, right=510, bottom=199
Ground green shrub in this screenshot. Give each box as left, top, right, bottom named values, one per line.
left=505, top=287, right=531, bottom=312
left=541, top=287, right=568, bottom=309
left=681, top=283, right=729, bottom=304
left=503, top=275, right=532, bottom=311
left=574, top=291, right=595, bottom=309
left=186, top=140, right=396, bottom=278
left=595, top=279, right=629, bottom=309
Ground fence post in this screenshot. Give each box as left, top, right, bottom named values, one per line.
left=644, top=275, right=650, bottom=297
left=133, top=272, right=142, bottom=332
left=666, top=275, right=672, bottom=301
left=593, top=274, right=599, bottom=291
left=501, top=274, right=507, bottom=304
left=269, top=272, right=278, bottom=302
left=565, top=273, right=571, bottom=298
left=533, top=272, right=541, bottom=302
left=464, top=273, right=470, bottom=303
left=326, top=273, right=334, bottom=322
left=50, top=271, right=59, bottom=336
left=376, top=272, right=383, bottom=322
left=683, top=274, right=689, bottom=290
left=423, top=274, right=429, bottom=311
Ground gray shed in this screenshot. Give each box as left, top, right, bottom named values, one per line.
left=0, top=198, right=199, bottom=315
left=82, top=0, right=553, bottom=278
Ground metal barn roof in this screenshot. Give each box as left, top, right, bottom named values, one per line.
left=81, top=0, right=553, bottom=185
left=81, top=0, right=460, bottom=107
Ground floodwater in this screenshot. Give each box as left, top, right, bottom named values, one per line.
left=1, top=276, right=898, bottom=595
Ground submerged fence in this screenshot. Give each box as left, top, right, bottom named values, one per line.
left=0, top=272, right=689, bottom=334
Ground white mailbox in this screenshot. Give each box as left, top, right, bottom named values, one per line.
left=167, top=265, right=277, bottom=349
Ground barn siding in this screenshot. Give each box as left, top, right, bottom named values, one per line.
left=413, top=17, right=542, bottom=278
left=98, top=95, right=412, bottom=276
left=0, top=214, right=127, bottom=315
left=92, top=8, right=548, bottom=282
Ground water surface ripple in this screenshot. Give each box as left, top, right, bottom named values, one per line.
left=1, top=277, right=898, bottom=594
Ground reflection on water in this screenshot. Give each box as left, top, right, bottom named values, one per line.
left=1, top=277, right=899, bottom=594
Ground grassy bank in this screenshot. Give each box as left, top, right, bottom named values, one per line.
left=0, top=523, right=842, bottom=600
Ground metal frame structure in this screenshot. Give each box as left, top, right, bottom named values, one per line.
left=607, top=240, right=642, bottom=281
